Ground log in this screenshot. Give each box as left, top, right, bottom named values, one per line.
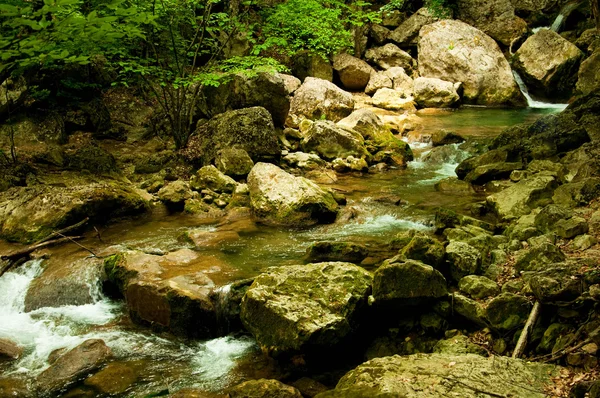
left=35, top=217, right=89, bottom=244
left=512, top=301, right=542, bottom=359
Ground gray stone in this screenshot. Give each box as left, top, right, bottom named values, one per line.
left=445, top=241, right=481, bottom=282
left=458, top=275, right=500, bottom=299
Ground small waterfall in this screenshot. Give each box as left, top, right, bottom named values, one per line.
left=512, top=71, right=568, bottom=110
left=551, top=1, right=582, bottom=32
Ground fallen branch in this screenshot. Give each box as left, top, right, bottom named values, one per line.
left=55, top=232, right=98, bottom=258
left=512, top=301, right=542, bottom=359
left=35, top=218, right=89, bottom=244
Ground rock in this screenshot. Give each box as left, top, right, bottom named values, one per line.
left=158, top=180, right=193, bottom=206
left=364, top=71, right=393, bottom=95
left=306, top=241, right=368, bottom=263
left=435, top=177, right=474, bottom=194
left=314, top=353, right=557, bottom=398
left=433, top=334, right=487, bottom=356
left=287, top=78, right=354, bottom=127
left=510, top=0, right=553, bottom=12
left=369, top=24, right=391, bottom=45
left=214, top=148, right=254, bottom=178
left=452, top=293, right=488, bottom=327
left=0, top=178, right=147, bottom=243
left=373, top=259, right=448, bottom=306
left=0, top=338, right=22, bottom=361
left=332, top=53, right=374, bottom=91
left=465, top=162, right=523, bottom=185
left=371, top=88, right=416, bottom=111
left=513, top=29, right=584, bottom=99
left=575, top=29, right=600, bottom=54
left=292, top=51, right=334, bottom=82
left=554, top=217, right=588, bottom=239
left=534, top=204, right=570, bottom=233
left=240, top=262, right=372, bottom=357
left=456, top=0, right=528, bottom=46
left=66, top=144, right=118, bottom=174
left=431, top=130, right=464, bottom=147
left=282, top=152, right=326, bottom=170
left=36, top=339, right=112, bottom=395
left=389, top=8, right=437, bottom=47
left=386, top=67, right=414, bottom=96
left=228, top=379, right=302, bottom=398
left=485, top=293, right=531, bottom=332
left=191, top=166, right=237, bottom=194
left=514, top=242, right=565, bottom=272
left=537, top=323, right=574, bottom=353
left=195, top=107, right=280, bottom=165
left=332, top=156, right=368, bottom=172
left=576, top=52, right=600, bottom=96
left=199, top=72, right=293, bottom=126
left=418, top=20, right=525, bottom=106
left=573, top=234, right=597, bottom=250
left=104, top=250, right=218, bottom=337
left=526, top=263, right=583, bottom=303
left=83, top=361, right=142, bottom=396
left=398, top=232, right=445, bottom=269
left=365, top=44, right=415, bottom=71
left=486, top=176, right=558, bottom=221
left=413, top=77, right=460, bottom=108
left=553, top=178, right=600, bottom=208
left=247, top=163, right=338, bottom=226
left=301, top=121, right=369, bottom=160
left=445, top=242, right=481, bottom=282
left=423, top=145, right=469, bottom=165
left=337, top=109, right=389, bottom=143
left=24, top=257, right=104, bottom=312
left=458, top=275, right=500, bottom=299
left=290, top=378, right=328, bottom=398
left=169, top=388, right=223, bottom=398
left=0, top=377, right=31, bottom=397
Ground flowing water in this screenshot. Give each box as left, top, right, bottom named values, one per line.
left=0, top=106, right=568, bottom=396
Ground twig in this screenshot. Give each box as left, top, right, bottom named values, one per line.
left=512, top=301, right=542, bottom=359
left=35, top=217, right=89, bottom=244
left=55, top=232, right=98, bottom=258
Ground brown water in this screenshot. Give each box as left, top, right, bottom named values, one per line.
left=0, top=106, right=563, bottom=397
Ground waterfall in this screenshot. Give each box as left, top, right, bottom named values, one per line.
left=551, top=0, right=582, bottom=32
left=512, top=71, right=568, bottom=110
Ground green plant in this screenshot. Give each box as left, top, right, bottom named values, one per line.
left=425, top=0, right=455, bottom=18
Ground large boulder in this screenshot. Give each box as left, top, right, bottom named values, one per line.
left=388, top=8, right=437, bottom=47
left=292, top=51, right=334, bottom=82
left=191, top=165, right=237, bottom=194
left=364, top=44, right=415, bottom=72
left=418, top=20, right=525, bottom=106
left=240, top=262, right=372, bottom=357
left=576, top=52, right=600, bottom=96
left=104, top=249, right=219, bottom=337
left=229, top=379, right=303, bottom=398
left=36, top=339, right=112, bottom=395
left=195, top=107, right=280, bottom=165
left=456, top=0, right=528, bottom=46
left=372, top=88, right=416, bottom=111
left=0, top=177, right=147, bottom=243
left=513, top=29, right=584, bottom=99
left=314, top=354, right=558, bottom=398
left=373, top=259, right=447, bottom=306
left=413, top=77, right=460, bottom=108
left=485, top=293, right=531, bottom=332
left=445, top=241, right=481, bottom=282
left=199, top=72, right=294, bottom=126
left=214, top=148, right=254, bottom=178
left=301, top=121, right=369, bottom=160
left=487, top=176, right=558, bottom=221
left=332, top=53, right=375, bottom=91
left=0, top=338, right=22, bottom=361
left=364, top=71, right=393, bottom=95
left=247, top=163, right=338, bottom=226
left=287, top=78, right=354, bottom=128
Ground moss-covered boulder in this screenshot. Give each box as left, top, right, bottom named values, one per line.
left=228, top=379, right=303, bottom=398
left=240, top=262, right=372, bottom=358
left=445, top=241, right=481, bottom=282
left=514, top=242, right=565, bottom=272
left=486, top=176, right=558, bottom=221
left=104, top=249, right=219, bottom=337
left=314, top=353, right=558, bottom=398
left=191, top=165, right=237, bottom=194
left=305, top=241, right=369, bottom=263
left=301, top=121, right=369, bottom=161
left=65, top=144, right=118, bottom=174
left=158, top=180, right=193, bottom=206
left=214, top=148, right=254, bottom=178
left=452, top=293, right=488, bottom=327
left=398, top=232, right=445, bottom=269
left=553, top=178, right=600, bottom=208
left=0, top=177, right=148, bottom=243
left=458, top=275, right=500, bottom=299
left=247, top=163, right=338, bottom=226
left=525, top=263, right=584, bottom=303
left=373, top=259, right=447, bottom=306
left=485, top=293, right=531, bottom=332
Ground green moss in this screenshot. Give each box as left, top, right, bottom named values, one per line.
left=103, top=253, right=134, bottom=294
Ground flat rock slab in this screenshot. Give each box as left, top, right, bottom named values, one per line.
left=315, top=353, right=559, bottom=398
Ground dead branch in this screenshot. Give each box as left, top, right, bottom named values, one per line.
left=35, top=218, right=89, bottom=244
left=513, top=301, right=542, bottom=359
left=0, top=236, right=82, bottom=276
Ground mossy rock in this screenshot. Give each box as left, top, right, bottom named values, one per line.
left=485, top=293, right=531, bottom=332
left=305, top=241, right=369, bottom=263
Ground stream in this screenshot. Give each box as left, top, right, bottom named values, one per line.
left=0, top=105, right=566, bottom=396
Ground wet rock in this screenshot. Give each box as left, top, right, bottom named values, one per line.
left=36, top=339, right=112, bottom=396
left=364, top=71, right=393, bottom=95
left=413, top=77, right=460, bottom=108
left=371, top=88, right=416, bottom=111
left=199, top=72, right=293, bottom=126
left=423, top=145, right=468, bottom=165
left=554, top=217, right=588, bottom=239
left=553, top=178, right=600, bottom=208
left=389, top=8, right=437, bottom=47
left=191, top=166, right=237, bottom=194
left=430, top=130, right=464, bottom=147
left=195, top=107, right=280, bottom=165
left=458, top=275, right=500, bottom=299
left=247, top=163, right=338, bottom=227
left=0, top=177, right=148, bottom=243
left=240, top=262, right=372, bottom=358
left=104, top=250, right=219, bottom=337
left=526, top=263, right=583, bottom=303
left=228, top=379, right=302, bottom=398
left=456, top=0, right=527, bottom=46
left=465, top=162, right=523, bottom=185
left=373, top=259, right=447, bottom=306
left=445, top=241, right=481, bottom=282
left=83, top=361, right=142, bottom=395
left=365, top=44, right=415, bottom=71
left=433, top=334, right=487, bottom=356
left=306, top=241, right=368, bottom=263
left=0, top=338, right=22, bottom=361
left=301, top=121, right=369, bottom=160
left=486, top=293, right=531, bottom=332
left=0, top=377, right=31, bottom=398
left=418, top=20, right=525, bottom=106
left=332, top=53, right=375, bottom=91
left=158, top=181, right=193, bottom=206
left=514, top=242, right=565, bottom=271
left=25, top=257, right=104, bottom=311
left=287, top=78, right=354, bottom=127
left=576, top=52, right=600, bottom=96
left=292, top=51, right=333, bottom=82
left=513, top=29, right=584, bottom=99
left=214, top=148, right=254, bottom=178
left=315, top=353, right=557, bottom=398
left=169, top=389, right=224, bottom=398
left=486, top=176, right=558, bottom=221
left=456, top=148, right=512, bottom=180
left=434, top=177, right=474, bottom=194
left=398, top=232, right=445, bottom=269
